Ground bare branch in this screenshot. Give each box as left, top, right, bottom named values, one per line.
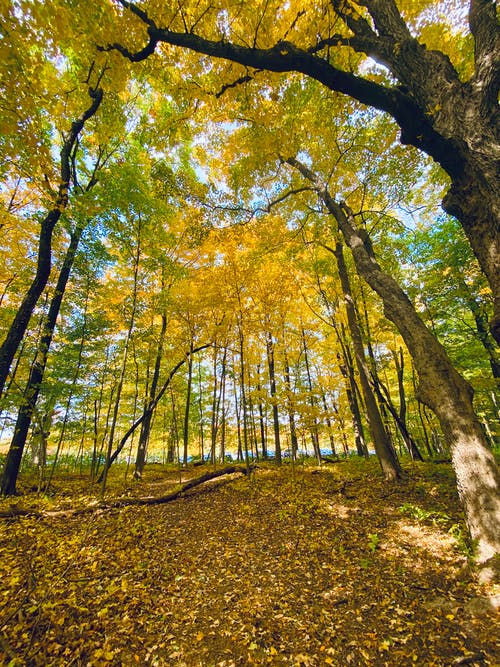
left=215, top=73, right=254, bottom=98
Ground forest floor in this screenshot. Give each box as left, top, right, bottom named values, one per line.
left=0, top=458, right=498, bottom=667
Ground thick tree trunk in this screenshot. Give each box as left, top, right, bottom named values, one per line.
left=289, top=157, right=500, bottom=563
left=316, top=191, right=500, bottom=563
left=0, top=213, right=59, bottom=401
left=342, top=210, right=500, bottom=563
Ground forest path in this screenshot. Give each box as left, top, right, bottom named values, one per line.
left=0, top=461, right=498, bottom=666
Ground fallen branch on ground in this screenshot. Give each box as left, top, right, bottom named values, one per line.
left=0, top=465, right=253, bottom=519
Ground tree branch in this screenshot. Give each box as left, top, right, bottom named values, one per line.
left=96, top=343, right=211, bottom=481
left=359, top=0, right=412, bottom=40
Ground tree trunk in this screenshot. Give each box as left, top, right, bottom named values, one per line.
left=182, top=343, right=194, bottom=466
left=283, top=346, right=299, bottom=460
left=290, top=155, right=500, bottom=564
left=134, top=311, right=167, bottom=478
left=301, top=327, right=322, bottom=465
left=109, top=5, right=500, bottom=341
left=1, top=223, right=84, bottom=495
left=0, top=84, right=103, bottom=399
left=319, top=386, right=336, bottom=457
left=266, top=331, right=281, bottom=464
left=100, top=225, right=142, bottom=494
left=256, top=365, right=268, bottom=460
left=338, top=339, right=368, bottom=458
left=333, top=241, right=401, bottom=480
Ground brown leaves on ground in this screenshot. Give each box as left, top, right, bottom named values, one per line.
left=0, top=460, right=498, bottom=666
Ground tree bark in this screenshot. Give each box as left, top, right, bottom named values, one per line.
left=301, top=327, right=322, bottom=465
left=182, top=343, right=194, bottom=466
left=283, top=345, right=299, bottom=460
left=288, top=155, right=500, bottom=564
left=134, top=311, right=167, bottom=478
left=332, top=241, right=401, bottom=480
left=1, top=223, right=85, bottom=495
left=0, top=84, right=103, bottom=399
left=100, top=222, right=142, bottom=495
left=266, top=331, right=281, bottom=464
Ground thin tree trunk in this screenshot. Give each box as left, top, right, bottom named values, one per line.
left=197, top=359, right=205, bottom=460
left=101, top=224, right=142, bottom=495
left=182, top=342, right=194, bottom=466
left=283, top=346, right=299, bottom=460
left=134, top=311, right=167, bottom=478
left=0, top=83, right=103, bottom=399
left=332, top=241, right=400, bottom=479
left=1, top=222, right=85, bottom=495
left=266, top=331, right=281, bottom=464
left=301, top=327, right=322, bottom=464
left=99, top=344, right=211, bottom=478
left=256, top=365, right=268, bottom=459
left=46, top=280, right=90, bottom=490
left=319, top=385, right=336, bottom=457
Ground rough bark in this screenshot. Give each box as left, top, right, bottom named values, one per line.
left=288, top=156, right=500, bottom=564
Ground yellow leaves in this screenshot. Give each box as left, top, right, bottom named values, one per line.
left=425, top=103, right=442, bottom=117
left=93, top=647, right=115, bottom=661
left=195, top=630, right=205, bottom=641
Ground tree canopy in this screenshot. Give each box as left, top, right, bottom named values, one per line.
left=0, top=0, right=499, bottom=566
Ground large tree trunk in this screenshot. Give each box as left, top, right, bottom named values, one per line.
left=343, top=210, right=500, bottom=564
left=288, top=156, right=500, bottom=564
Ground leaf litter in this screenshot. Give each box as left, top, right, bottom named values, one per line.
left=0, top=460, right=498, bottom=666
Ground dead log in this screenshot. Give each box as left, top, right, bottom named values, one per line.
left=0, top=464, right=252, bottom=519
